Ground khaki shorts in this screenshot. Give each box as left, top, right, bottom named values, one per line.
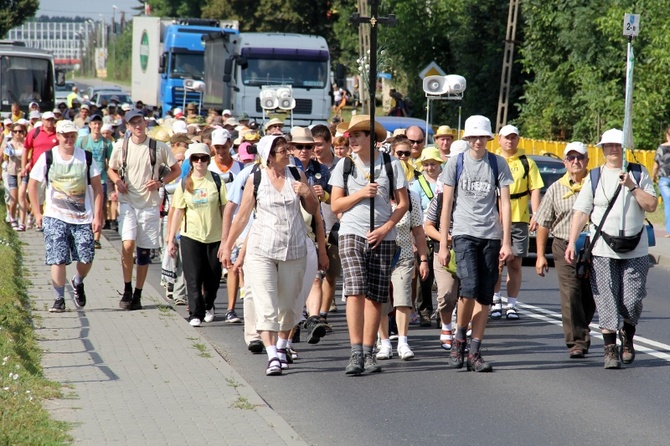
left=118, top=202, right=160, bottom=249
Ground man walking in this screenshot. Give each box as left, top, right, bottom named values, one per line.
left=535, top=142, right=596, bottom=358
left=28, top=120, right=104, bottom=312
left=107, top=110, right=180, bottom=310
left=491, top=125, right=544, bottom=319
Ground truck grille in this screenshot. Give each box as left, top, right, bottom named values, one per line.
left=255, top=98, right=312, bottom=115
left=172, top=88, right=203, bottom=107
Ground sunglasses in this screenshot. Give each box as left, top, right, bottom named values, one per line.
left=408, top=138, right=424, bottom=145
left=565, top=154, right=586, bottom=162
left=395, top=150, right=411, bottom=157
left=191, top=155, right=210, bottom=163
left=293, top=144, right=313, bottom=151
left=12, top=129, right=24, bottom=134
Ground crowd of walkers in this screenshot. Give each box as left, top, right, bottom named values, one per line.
left=3, top=97, right=660, bottom=375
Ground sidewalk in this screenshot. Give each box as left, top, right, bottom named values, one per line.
left=648, top=227, right=670, bottom=268
left=21, top=229, right=306, bottom=445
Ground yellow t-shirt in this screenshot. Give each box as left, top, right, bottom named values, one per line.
left=498, top=149, right=544, bottom=223
left=172, top=172, right=228, bottom=244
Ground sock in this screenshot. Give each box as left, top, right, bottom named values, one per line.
left=286, top=339, right=293, bottom=349
left=124, top=282, right=132, bottom=292
left=493, top=292, right=501, bottom=303
left=470, top=338, right=482, bottom=355
left=362, top=345, right=374, bottom=356
left=73, top=275, right=83, bottom=286
left=54, top=285, right=65, bottom=300
left=441, top=322, right=452, bottom=332
left=623, top=322, right=636, bottom=340
left=319, top=311, right=327, bottom=318
left=266, top=345, right=278, bottom=360
left=351, top=344, right=363, bottom=355
left=603, top=332, right=617, bottom=346
left=507, top=297, right=517, bottom=307
left=277, top=338, right=288, bottom=350
left=398, top=335, right=408, bottom=346
left=456, top=325, right=467, bottom=342
left=380, top=338, right=392, bottom=349
left=133, top=288, right=142, bottom=297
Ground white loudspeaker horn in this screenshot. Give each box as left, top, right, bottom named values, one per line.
left=260, top=89, right=278, bottom=110
left=423, top=75, right=448, bottom=95
left=278, top=97, right=296, bottom=110
left=444, top=75, right=467, bottom=94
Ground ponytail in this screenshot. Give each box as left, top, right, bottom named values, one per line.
left=183, top=163, right=195, bottom=194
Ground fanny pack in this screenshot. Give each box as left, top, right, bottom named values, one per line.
left=600, top=228, right=643, bottom=253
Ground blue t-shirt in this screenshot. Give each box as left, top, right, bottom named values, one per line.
left=76, top=134, right=112, bottom=182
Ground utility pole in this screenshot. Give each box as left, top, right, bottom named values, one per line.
left=357, top=0, right=370, bottom=114
left=351, top=0, right=397, bottom=231
left=495, top=0, right=520, bottom=133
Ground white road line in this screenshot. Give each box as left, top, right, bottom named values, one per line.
left=518, top=301, right=670, bottom=362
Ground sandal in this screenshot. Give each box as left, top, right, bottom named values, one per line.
left=16, top=224, right=25, bottom=232
left=440, top=330, right=453, bottom=350
left=505, top=306, right=519, bottom=320
left=277, top=348, right=292, bottom=369
left=266, top=357, right=282, bottom=376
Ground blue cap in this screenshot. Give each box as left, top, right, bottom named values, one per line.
left=125, top=109, right=144, bottom=122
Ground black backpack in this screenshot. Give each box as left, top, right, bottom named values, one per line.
left=45, top=148, right=93, bottom=185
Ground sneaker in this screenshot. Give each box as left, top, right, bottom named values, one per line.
left=604, top=344, right=621, bottom=369
left=173, top=297, right=186, bottom=306
left=130, top=294, right=142, bottom=311
left=71, top=277, right=86, bottom=308
left=248, top=340, right=264, bottom=354
left=618, top=330, right=635, bottom=364
left=94, top=240, right=102, bottom=249
left=305, top=316, right=327, bottom=344
left=345, top=351, right=364, bottom=375
left=224, top=310, right=241, bottom=323
left=490, top=300, right=503, bottom=319
left=189, top=318, right=202, bottom=327
left=49, top=298, right=66, bottom=313
left=398, top=344, right=415, bottom=361
left=319, top=315, right=333, bottom=333
left=364, top=353, right=382, bottom=373
left=375, top=344, right=393, bottom=360
left=467, top=352, right=493, bottom=372
left=119, top=289, right=133, bottom=310
left=419, top=309, right=432, bottom=327
left=505, top=304, right=519, bottom=320
left=204, top=306, right=215, bottom=323
left=409, top=312, right=420, bottom=325
left=266, top=358, right=282, bottom=376
left=449, top=338, right=466, bottom=369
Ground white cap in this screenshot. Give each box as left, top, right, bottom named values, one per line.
left=596, top=128, right=623, bottom=148
left=222, top=109, right=232, bottom=116
left=3, top=118, right=12, bottom=126
left=101, top=123, right=114, bottom=133
left=172, top=120, right=188, bottom=134
left=17, top=118, right=28, bottom=126
left=121, top=103, right=131, bottom=111
left=42, top=111, right=56, bottom=120
left=499, top=124, right=519, bottom=137
left=29, top=101, right=39, bottom=109
left=56, top=120, right=78, bottom=134
left=211, top=128, right=231, bottom=146
left=462, top=115, right=493, bottom=140
left=52, top=108, right=61, bottom=114
left=563, top=141, right=588, bottom=156
left=447, top=140, right=471, bottom=157
left=29, top=110, right=41, bottom=120
left=173, top=107, right=183, bottom=115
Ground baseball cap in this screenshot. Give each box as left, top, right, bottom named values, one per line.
left=563, top=142, right=588, bottom=157
left=172, top=120, right=188, bottom=134
left=462, top=115, right=494, bottom=140
left=237, top=142, right=256, bottom=162
left=29, top=110, right=41, bottom=120
left=212, top=128, right=231, bottom=146
left=42, top=111, right=56, bottom=120
left=121, top=103, right=132, bottom=111
left=225, top=117, right=240, bottom=127
left=499, top=125, right=519, bottom=137
left=3, top=118, right=12, bottom=126
left=89, top=114, right=103, bottom=122
left=125, top=109, right=145, bottom=122
left=80, top=104, right=90, bottom=110
left=222, top=109, right=232, bottom=116
left=101, top=124, right=114, bottom=133
left=56, top=120, right=78, bottom=134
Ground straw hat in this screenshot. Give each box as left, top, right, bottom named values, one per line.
left=345, top=114, right=387, bottom=142
left=420, top=147, right=443, bottom=164
left=290, top=126, right=315, bottom=144
left=435, top=125, right=455, bottom=138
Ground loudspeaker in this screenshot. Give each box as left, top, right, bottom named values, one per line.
left=444, top=75, right=466, bottom=94
left=423, top=75, right=448, bottom=95
left=260, top=89, right=278, bottom=110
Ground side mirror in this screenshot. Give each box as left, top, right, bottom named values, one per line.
left=237, top=56, right=248, bottom=70
left=55, top=69, right=66, bottom=86
left=223, top=58, right=232, bottom=83
left=159, top=53, right=166, bottom=74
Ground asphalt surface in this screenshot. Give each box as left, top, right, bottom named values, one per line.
left=99, top=228, right=670, bottom=446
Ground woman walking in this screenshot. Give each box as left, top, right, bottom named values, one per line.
left=2, top=122, right=28, bottom=230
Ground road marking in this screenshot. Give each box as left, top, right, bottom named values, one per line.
left=518, top=301, right=670, bottom=362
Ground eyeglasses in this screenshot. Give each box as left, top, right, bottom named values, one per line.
left=465, top=136, right=490, bottom=141
left=191, top=155, right=210, bottom=163
left=408, top=138, right=424, bottom=145
left=395, top=150, right=411, bottom=157
left=565, top=154, right=586, bottom=162
left=293, top=144, right=313, bottom=151
left=272, top=146, right=290, bottom=156
left=12, top=129, right=24, bottom=134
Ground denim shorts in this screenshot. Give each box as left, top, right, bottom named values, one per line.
left=452, top=235, right=501, bottom=305
left=43, top=216, right=95, bottom=265
left=6, top=175, right=18, bottom=190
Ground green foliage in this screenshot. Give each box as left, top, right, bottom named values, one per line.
left=146, top=0, right=202, bottom=18
left=0, top=0, right=39, bottom=37
left=107, top=25, right=133, bottom=83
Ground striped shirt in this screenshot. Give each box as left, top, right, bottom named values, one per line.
left=534, top=180, right=581, bottom=241
left=247, top=167, right=307, bottom=261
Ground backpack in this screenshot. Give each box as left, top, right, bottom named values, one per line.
left=509, top=154, right=530, bottom=200
left=253, top=165, right=301, bottom=200
left=589, top=163, right=642, bottom=196
left=120, top=135, right=158, bottom=180
left=80, top=135, right=112, bottom=161
left=179, top=171, right=223, bottom=233
left=45, top=148, right=93, bottom=185
left=341, top=152, right=412, bottom=212
left=455, top=151, right=500, bottom=192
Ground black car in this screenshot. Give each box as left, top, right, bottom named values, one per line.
left=527, top=154, right=567, bottom=256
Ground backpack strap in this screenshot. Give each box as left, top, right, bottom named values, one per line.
left=288, top=165, right=301, bottom=181
left=253, top=168, right=262, bottom=202
left=590, top=163, right=641, bottom=196
left=148, top=138, right=157, bottom=179
left=45, top=149, right=53, bottom=185
left=487, top=152, right=499, bottom=190
left=455, top=152, right=465, bottom=188
left=342, top=156, right=353, bottom=196
left=45, top=148, right=92, bottom=185
left=519, top=154, right=529, bottom=179
left=210, top=171, right=223, bottom=207
left=381, top=151, right=396, bottom=202
left=84, top=150, right=93, bottom=185
left=417, top=174, right=435, bottom=200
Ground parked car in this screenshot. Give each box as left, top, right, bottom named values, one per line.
left=55, top=81, right=76, bottom=104
left=90, top=91, right=133, bottom=108
left=85, top=85, right=124, bottom=101
left=527, top=153, right=567, bottom=256
left=376, top=116, right=435, bottom=145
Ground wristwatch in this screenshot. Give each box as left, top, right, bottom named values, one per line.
left=629, top=186, right=637, bottom=192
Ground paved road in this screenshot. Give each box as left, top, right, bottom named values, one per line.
left=123, top=228, right=670, bottom=446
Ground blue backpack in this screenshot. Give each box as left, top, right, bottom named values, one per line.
left=455, top=151, right=500, bottom=192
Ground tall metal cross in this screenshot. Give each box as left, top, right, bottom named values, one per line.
left=351, top=0, right=397, bottom=231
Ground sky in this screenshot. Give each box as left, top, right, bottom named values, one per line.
left=37, top=0, right=140, bottom=21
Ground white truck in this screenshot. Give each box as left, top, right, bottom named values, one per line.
left=203, top=32, right=331, bottom=127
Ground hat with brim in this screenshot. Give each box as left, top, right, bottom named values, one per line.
left=257, top=135, right=286, bottom=167
left=89, top=114, right=103, bottom=122
left=264, top=118, right=284, bottom=131
left=42, top=111, right=56, bottom=121
left=56, top=120, right=78, bottom=134
left=447, top=140, right=471, bottom=157
left=290, top=126, right=315, bottom=144
left=125, top=109, right=144, bottom=123
left=420, top=147, right=444, bottom=164
left=225, top=117, right=240, bottom=127
left=187, top=143, right=210, bottom=159
left=345, top=114, right=387, bottom=143
left=596, top=128, right=623, bottom=148
left=435, top=125, right=455, bottom=138
left=462, top=115, right=494, bottom=140
left=101, top=124, right=114, bottom=133
left=170, top=133, right=193, bottom=145
left=335, top=121, right=349, bottom=135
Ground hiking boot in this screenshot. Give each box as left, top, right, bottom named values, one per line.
left=49, top=298, right=66, bottom=313
left=130, top=292, right=142, bottom=311
left=618, top=330, right=635, bottom=364
left=319, top=315, right=333, bottom=333
left=292, top=324, right=301, bottom=343
left=449, top=338, right=466, bottom=369
left=364, top=353, right=382, bottom=373
left=305, top=316, right=327, bottom=344
left=71, top=277, right=86, bottom=308
left=467, top=352, right=493, bottom=372
left=419, top=309, right=432, bottom=327
left=119, top=289, right=133, bottom=310
left=345, top=351, right=364, bottom=375
left=604, top=344, right=621, bottom=369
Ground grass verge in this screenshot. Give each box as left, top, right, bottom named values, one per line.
left=0, top=189, right=72, bottom=445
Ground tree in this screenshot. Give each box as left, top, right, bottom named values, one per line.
left=0, top=0, right=39, bottom=37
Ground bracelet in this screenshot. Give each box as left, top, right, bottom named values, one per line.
left=420, top=259, right=428, bottom=263
left=629, top=186, right=637, bottom=192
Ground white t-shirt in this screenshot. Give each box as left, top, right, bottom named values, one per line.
left=208, top=158, right=243, bottom=194
left=30, top=147, right=101, bottom=224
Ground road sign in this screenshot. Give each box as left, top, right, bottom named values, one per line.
left=623, top=14, right=640, bottom=37
left=419, top=61, right=446, bottom=79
